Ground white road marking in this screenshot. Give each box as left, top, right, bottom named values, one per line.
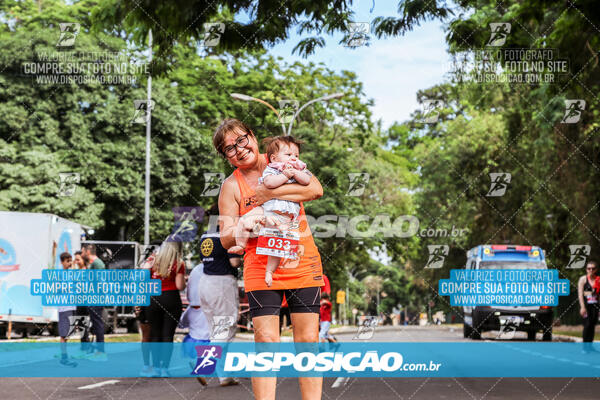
left=331, top=377, right=350, bottom=388
left=78, top=380, right=120, bottom=390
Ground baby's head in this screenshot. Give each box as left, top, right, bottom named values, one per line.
left=263, top=135, right=304, bottom=164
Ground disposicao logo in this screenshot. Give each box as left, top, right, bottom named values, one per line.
left=224, top=351, right=407, bottom=373
left=192, top=345, right=223, bottom=375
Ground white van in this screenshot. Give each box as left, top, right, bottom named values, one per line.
left=0, top=212, right=88, bottom=337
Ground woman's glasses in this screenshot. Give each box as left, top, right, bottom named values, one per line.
left=222, top=133, right=250, bottom=157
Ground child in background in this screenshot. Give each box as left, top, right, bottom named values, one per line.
left=228, top=136, right=312, bottom=286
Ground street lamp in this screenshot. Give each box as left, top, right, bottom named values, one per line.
left=230, top=93, right=286, bottom=134
left=286, top=92, right=344, bottom=135
left=230, top=92, right=345, bottom=136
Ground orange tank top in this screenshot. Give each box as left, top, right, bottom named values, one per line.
left=233, top=159, right=324, bottom=292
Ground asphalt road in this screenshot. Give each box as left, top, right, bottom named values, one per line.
left=1, top=325, right=598, bottom=400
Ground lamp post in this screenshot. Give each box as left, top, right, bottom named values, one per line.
left=286, top=93, right=344, bottom=135
left=230, top=93, right=286, bottom=134
left=144, top=29, right=153, bottom=246
left=230, top=92, right=344, bottom=135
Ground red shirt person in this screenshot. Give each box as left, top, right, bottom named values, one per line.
left=319, top=293, right=335, bottom=342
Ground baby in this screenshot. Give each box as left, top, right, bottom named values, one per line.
left=228, top=135, right=312, bottom=286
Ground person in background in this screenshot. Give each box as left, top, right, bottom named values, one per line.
left=148, top=240, right=186, bottom=377
left=58, top=252, right=77, bottom=367
left=319, top=292, right=336, bottom=343
left=81, top=244, right=107, bottom=361
left=180, top=263, right=211, bottom=386
left=197, top=204, right=242, bottom=386
left=135, top=240, right=162, bottom=377
left=73, top=250, right=90, bottom=358
left=73, top=251, right=88, bottom=269
left=578, top=260, right=600, bottom=352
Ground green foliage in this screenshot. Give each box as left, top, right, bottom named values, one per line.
left=5, top=0, right=599, bottom=323
left=397, top=0, right=600, bottom=322
left=0, top=1, right=415, bottom=313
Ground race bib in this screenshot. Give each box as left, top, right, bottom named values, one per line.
left=584, top=290, right=598, bottom=304
left=256, top=228, right=300, bottom=260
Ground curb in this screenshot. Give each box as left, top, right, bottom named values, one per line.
left=553, top=334, right=582, bottom=342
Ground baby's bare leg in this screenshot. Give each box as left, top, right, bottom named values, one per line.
left=265, top=255, right=281, bottom=287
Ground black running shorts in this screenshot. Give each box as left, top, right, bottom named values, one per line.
left=247, top=287, right=321, bottom=318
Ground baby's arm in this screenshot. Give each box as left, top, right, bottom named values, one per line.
left=293, top=169, right=312, bottom=186
left=263, top=173, right=290, bottom=189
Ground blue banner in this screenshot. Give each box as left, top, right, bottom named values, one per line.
left=30, top=269, right=161, bottom=306
left=0, top=342, right=599, bottom=377
left=439, top=269, right=570, bottom=306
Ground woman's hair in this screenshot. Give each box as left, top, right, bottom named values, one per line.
left=153, top=241, right=183, bottom=278
left=321, top=292, right=330, bottom=300
left=262, top=135, right=304, bottom=162
left=213, top=118, right=254, bottom=155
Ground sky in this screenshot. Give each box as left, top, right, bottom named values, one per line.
left=266, top=1, right=453, bottom=129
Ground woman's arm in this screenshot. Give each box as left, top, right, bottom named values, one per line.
left=218, top=177, right=241, bottom=250
left=578, top=276, right=587, bottom=315
left=175, top=262, right=186, bottom=291
left=229, top=256, right=242, bottom=268
left=219, top=176, right=272, bottom=249
left=255, top=175, right=323, bottom=205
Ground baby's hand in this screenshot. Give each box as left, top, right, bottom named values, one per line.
left=283, top=164, right=295, bottom=178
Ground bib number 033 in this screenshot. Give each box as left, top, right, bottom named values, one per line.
left=256, top=228, right=300, bottom=259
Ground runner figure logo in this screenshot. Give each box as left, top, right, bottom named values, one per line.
left=347, top=173, right=370, bottom=196
left=211, top=316, right=235, bottom=340
left=202, top=172, right=225, bottom=196
left=486, top=23, right=511, bottom=47
left=486, top=172, right=511, bottom=197
left=496, top=322, right=517, bottom=340
left=277, top=100, right=299, bottom=124
left=353, top=316, right=378, bottom=340
left=566, top=245, right=590, bottom=269
left=58, top=173, right=80, bottom=197
left=67, top=315, right=90, bottom=337
left=345, top=22, right=370, bottom=47
left=57, top=23, right=80, bottom=48
left=425, top=245, right=449, bottom=269
left=201, top=23, right=225, bottom=47
left=561, top=100, right=585, bottom=124
left=422, top=99, right=445, bottom=123
left=168, top=207, right=204, bottom=242
left=131, top=100, right=155, bottom=124
left=193, top=345, right=223, bottom=375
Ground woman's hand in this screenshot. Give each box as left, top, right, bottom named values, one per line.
left=580, top=306, right=588, bottom=318
left=254, top=184, right=273, bottom=206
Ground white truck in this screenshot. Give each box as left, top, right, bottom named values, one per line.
left=0, top=211, right=89, bottom=337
